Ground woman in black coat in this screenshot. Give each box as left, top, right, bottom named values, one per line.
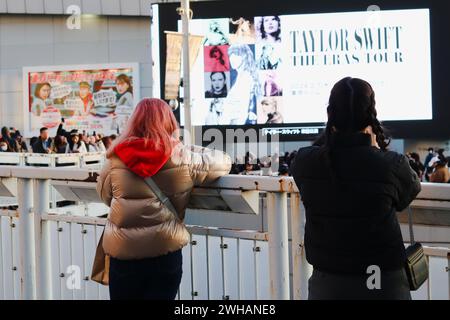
left=291, top=77, right=421, bottom=300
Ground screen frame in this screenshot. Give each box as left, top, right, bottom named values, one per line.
left=156, top=0, right=450, bottom=141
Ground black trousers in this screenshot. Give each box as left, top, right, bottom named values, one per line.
left=109, top=250, right=182, bottom=300
left=308, top=268, right=412, bottom=300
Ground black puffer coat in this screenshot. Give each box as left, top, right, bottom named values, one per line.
left=291, top=132, right=421, bottom=274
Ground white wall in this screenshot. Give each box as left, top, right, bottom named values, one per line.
left=0, top=14, right=152, bottom=132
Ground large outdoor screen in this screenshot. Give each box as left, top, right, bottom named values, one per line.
left=175, top=9, right=432, bottom=127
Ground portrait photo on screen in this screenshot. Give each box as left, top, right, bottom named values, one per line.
left=261, top=70, right=282, bottom=97
left=204, top=71, right=230, bottom=98
left=256, top=43, right=282, bottom=70
left=229, top=17, right=257, bottom=44
left=204, top=98, right=227, bottom=125
left=257, top=97, right=283, bottom=124
left=203, top=19, right=230, bottom=46
left=255, top=16, right=282, bottom=43
left=204, top=45, right=231, bottom=72
left=225, top=44, right=261, bottom=124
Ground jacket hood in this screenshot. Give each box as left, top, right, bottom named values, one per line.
left=114, top=138, right=171, bottom=178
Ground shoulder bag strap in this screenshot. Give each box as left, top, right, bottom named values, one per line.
left=407, top=206, right=415, bottom=244
left=144, top=177, right=180, bottom=221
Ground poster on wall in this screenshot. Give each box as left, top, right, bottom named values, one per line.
left=23, top=63, right=140, bottom=137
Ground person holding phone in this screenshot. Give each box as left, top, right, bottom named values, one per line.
left=291, top=77, right=421, bottom=300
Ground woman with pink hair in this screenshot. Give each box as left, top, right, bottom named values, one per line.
left=94, top=98, right=231, bottom=300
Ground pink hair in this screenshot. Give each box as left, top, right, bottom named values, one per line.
left=106, top=98, right=180, bottom=158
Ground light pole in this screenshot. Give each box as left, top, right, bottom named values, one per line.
left=180, top=0, right=195, bottom=145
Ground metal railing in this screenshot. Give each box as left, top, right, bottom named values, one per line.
left=0, top=166, right=303, bottom=300
left=0, top=156, right=449, bottom=300
left=0, top=152, right=105, bottom=168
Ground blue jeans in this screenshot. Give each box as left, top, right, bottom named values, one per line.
left=308, top=268, right=412, bottom=300
left=109, top=250, right=182, bottom=300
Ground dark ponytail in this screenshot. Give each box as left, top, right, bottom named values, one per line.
left=320, top=77, right=391, bottom=180
left=323, top=77, right=390, bottom=149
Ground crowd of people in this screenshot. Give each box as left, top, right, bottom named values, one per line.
left=407, top=148, right=450, bottom=183
left=230, top=148, right=450, bottom=183
left=1, top=122, right=449, bottom=183
left=229, top=150, right=297, bottom=176
left=0, top=121, right=116, bottom=155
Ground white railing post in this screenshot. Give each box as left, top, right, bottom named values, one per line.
left=17, top=177, right=36, bottom=300
left=266, top=191, right=290, bottom=300
left=290, top=193, right=312, bottom=300
left=447, top=254, right=450, bottom=300
left=33, top=179, right=52, bottom=300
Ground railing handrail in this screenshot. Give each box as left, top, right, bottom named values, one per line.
left=0, top=151, right=105, bottom=158
left=1, top=154, right=450, bottom=300
left=27, top=211, right=450, bottom=256
left=2, top=165, right=450, bottom=198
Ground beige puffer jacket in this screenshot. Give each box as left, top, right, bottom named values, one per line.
left=97, top=142, right=231, bottom=260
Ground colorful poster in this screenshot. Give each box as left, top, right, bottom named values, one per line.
left=24, top=63, right=140, bottom=137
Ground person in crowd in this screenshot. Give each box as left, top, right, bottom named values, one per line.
left=430, top=154, right=450, bottom=183
left=226, top=44, right=261, bottom=125
left=110, top=134, right=117, bottom=141
left=101, top=136, right=113, bottom=150
left=56, top=118, right=80, bottom=142
left=291, top=77, right=420, bottom=300
left=0, top=141, right=9, bottom=152
left=31, top=82, right=52, bottom=116
left=53, top=135, right=68, bottom=154
left=229, top=162, right=242, bottom=174
left=205, top=72, right=228, bottom=98
left=428, top=149, right=446, bottom=169
left=79, top=82, right=94, bottom=115
left=278, top=164, right=290, bottom=177
left=424, top=147, right=435, bottom=182
left=80, top=134, right=90, bottom=151
left=239, top=162, right=255, bottom=175
left=94, top=98, right=231, bottom=300
left=407, top=152, right=425, bottom=181
left=95, top=136, right=107, bottom=152
left=13, top=131, right=28, bottom=153
left=66, top=131, right=87, bottom=154
left=115, top=74, right=134, bottom=107
left=280, top=151, right=290, bottom=166
left=244, top=151, right=255, bottom=165
left=86, top=136, right=100, bottom=152
left=32, top=127, right=53, bottom=154
left=29, top=137, right=38, bottom=148
left=424, top=147, right=435, bottom=168
left=258, top=16, right=281, bottom=43
left=1, top=127, right=18, bottom=152
left=260, top=98, right=283, bottom=124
